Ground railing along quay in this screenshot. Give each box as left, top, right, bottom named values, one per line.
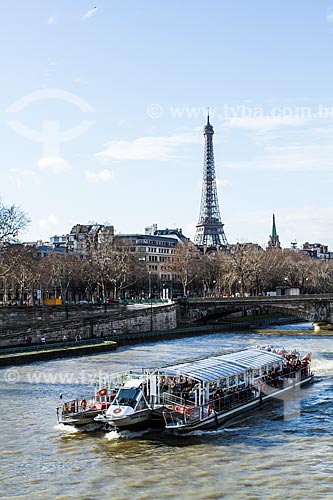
left=185, top=294, right=333, bottom=302
left=0, top=316, right=300, bottom=357
left=0, top=338, right=104, bottom=356
left=102, top=316, right=299, bottom=344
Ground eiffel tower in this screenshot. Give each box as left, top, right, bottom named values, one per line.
left=194, top=113, right=228, bottom=248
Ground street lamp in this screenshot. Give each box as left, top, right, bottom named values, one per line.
left=162, top=282, right=166, bottom=300
left=149, top=272, right=153, bottom=331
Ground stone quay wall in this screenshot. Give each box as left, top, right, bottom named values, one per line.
left=0, top=303, right=177, bottom=347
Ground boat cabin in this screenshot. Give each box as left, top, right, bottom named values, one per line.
left=111, top=378, right=149, bottom=411
left=149, top=349, right=284, bottom=409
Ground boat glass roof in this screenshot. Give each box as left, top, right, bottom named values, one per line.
left=162, top=349, right=283, bottom=383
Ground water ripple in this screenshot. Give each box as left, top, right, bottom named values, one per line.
left=0, top=329, right=332, bottom=499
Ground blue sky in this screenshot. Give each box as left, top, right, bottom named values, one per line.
left=1, top=0, right=333, bottom=248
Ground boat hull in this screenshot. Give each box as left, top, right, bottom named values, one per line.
left=57, top=401, right=112, bottom=427
left=58, top=410, right=101, bottom=426
left=96, top=408, right=153, bottom=430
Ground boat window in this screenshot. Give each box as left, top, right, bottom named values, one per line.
left=229, top=375, right=237, bottom=387
left=112, top=388, right=142, bottom=408
left=135, top=394, right=148, bottom=411
left=220, top=378, right=227, bottom=389
left=253, top=369, right=259, bottom=378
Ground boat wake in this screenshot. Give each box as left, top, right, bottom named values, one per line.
left=181, top=424, right=251, bottom=438
left=311, top=357, right=333, bottom=377
left=54, top=423, right=79, bottom=434
left=224, top=426, right=251, bottom=433
left=181, top=427, right=226, bottom=437
left=104, top=430, right=121, bottom=441
left=104, top=428, right=152, bottom=441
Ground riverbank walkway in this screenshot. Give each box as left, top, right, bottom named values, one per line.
left=0, top=316, right=304, bottom=367
left=0, top=338, right=117, bottom=366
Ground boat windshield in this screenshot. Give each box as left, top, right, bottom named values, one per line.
left=112, top=388, right=142, bottom=409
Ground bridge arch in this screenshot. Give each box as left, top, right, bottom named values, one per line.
left=178, top=296, right=333, bottom=325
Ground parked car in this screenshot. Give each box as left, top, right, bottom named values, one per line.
left=105, top=298, right=119, bottom=304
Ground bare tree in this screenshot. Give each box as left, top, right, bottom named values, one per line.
left=280, top=250, right=313, bottom=292
left=86, top=239, right=136, bottom=300
left=169, top=242, right=200, bottom=297
left=227, top=243, right=263, bottom=296
left=41, top=252, right=83, bottom=302
left=197, top=250, right=230, bottom=297
left=0, top=244, right=39, bottom=304
left=107, top=241, right=136, bottom=299
left=311, top=261, right=333, bottom=293
left=0, top=201, right=30, bottom=243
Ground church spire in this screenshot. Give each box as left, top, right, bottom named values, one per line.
left=272, top=213, right=277, bottom=238
left=267, top=213, right=281, bottom=249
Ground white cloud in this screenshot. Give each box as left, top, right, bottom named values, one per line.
left=85, top=169, right=113, bottom=183
left=96, top=134, right=200, bottom=161
left=224, top=143, right=333, bottom=172
left=327, top=10, right=333, bottom=23
left=224, top=115, right=309, bottom=130
left=47, top=16, right=57, bottom=25
left=38, top=157, right=70, bottom=174
left=82, top=7, right=98, bottom=20
left=223, top=121, right=333, bottom=173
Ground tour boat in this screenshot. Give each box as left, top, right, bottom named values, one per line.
left=92, top=347, right=313, bottom=433
left=57, top=387, right=117, bottom=427
left=159, top=347, right=314, bottom=433
left=94, top=371, right=164, bottom=430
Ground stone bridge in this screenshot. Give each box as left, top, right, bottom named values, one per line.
left=178, top=295, right=333, bottom=325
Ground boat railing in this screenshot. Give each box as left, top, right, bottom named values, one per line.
left=58, top=395, right=114, bottom=416
left=163, top=403, right=200, bottom=427
left=102, top=370, right=149, bottom=387
left=262, top=365, right=312, bottom=393
left=208, top=386, right=260, bottom=416
left=162, top=392, right=186, bottom=408
left=163, top=363, right=313, bottom=428
left=163, top=385, right=260, bottom=427
left=164, top=373, right=300, bottom=426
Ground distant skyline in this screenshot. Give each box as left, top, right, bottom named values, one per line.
left=1, top=1, right=333, bottom=248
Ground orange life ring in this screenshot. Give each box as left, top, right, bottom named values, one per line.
left=113, top=408, right=122, bottom=414
left=208, top=403, right=213, bottom=416
left=98, top=388, right=107, bottom=396
left=81, top=399, right=87, bottom=410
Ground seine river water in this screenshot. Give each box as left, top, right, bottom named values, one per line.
left=1, top=323, right=332, bottom=500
